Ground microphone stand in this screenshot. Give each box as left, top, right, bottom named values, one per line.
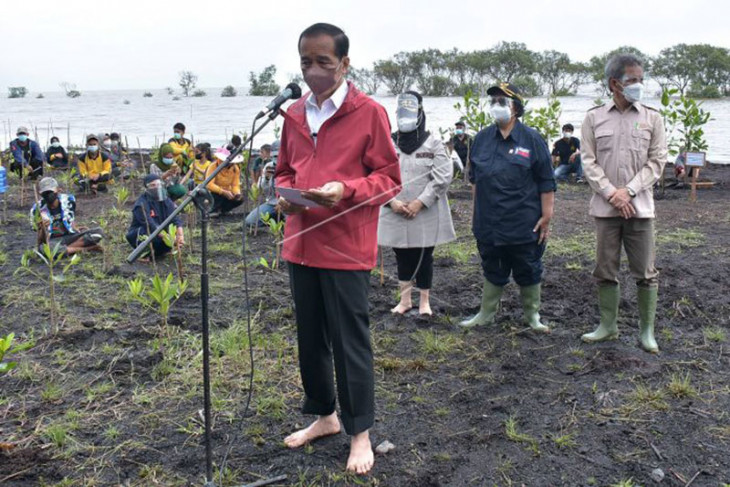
left=127, top=110, right=287, bottom=487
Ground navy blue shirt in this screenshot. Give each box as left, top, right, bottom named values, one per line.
left=469, top=121, right=556, bottom=246
left=128, top=193, right=182, bottom=235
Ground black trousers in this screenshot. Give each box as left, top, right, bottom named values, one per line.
left=10, top=160, right=43, bottom=179
left=288, top=262, right=374, bottom=435
left=211, top=194, right=243, bottom=214
left=393, top=247, right=435, bottom=289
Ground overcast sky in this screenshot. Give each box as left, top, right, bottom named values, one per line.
left=3, top=0, right=729, bottom=93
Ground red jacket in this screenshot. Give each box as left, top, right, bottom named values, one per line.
left=275, top=82, right=401, bottom=270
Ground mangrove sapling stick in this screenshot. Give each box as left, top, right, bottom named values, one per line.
left=136, top=137, right=148, bottom=176
left=175, top=240, right=184, bottom=282
left=380, top=247, right=385, bottom=286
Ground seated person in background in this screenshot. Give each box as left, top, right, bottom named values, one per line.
left=30, top=177, right=103, bottom=255
left=10, top=126, right=45, bottom=179
left=227, top=135, right=242, bottom=152
left=245, top=159, right=282, bottom=227
left=206, top=147, right=244, bottom=215
left=169, top=122, right=194, bottom=174
left=183, top=143, right=214, bottom=188
left=126, top=174, right=184, bottom=258
left=46, top=136, right=69, bottom=169
left=552, top=123, right=583, bottom=182
left=250, top=144, right=272, bottom=183
left=77, top=135, right=113, bottom=193
left=101, top=134, right=123, bottom=178
left=151, top=144, right=187, bottom=200
left=109, top=132, right=134, bottom=178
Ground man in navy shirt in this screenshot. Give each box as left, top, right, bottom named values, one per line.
left=460, top=83, right=556, bottom=332
left=552, top=123, right=583, bottom=182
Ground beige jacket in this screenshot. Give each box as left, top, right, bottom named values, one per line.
left=581, top=100, right=668, bottom=218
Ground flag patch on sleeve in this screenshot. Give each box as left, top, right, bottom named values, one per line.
left=515, top=147, right=531, bottom=158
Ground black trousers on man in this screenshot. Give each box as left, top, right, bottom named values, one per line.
left=288, top=262, right=374, bottom=435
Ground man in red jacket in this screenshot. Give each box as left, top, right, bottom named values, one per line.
left=275, top=23, right=401, bottom=475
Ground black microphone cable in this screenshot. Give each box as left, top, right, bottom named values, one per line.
left=217, top=116, right=260, bottom=485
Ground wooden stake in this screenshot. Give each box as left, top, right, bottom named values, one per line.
left=690, top=167, right=699, bottom=203
left=379, top=247, right=385, bottom=286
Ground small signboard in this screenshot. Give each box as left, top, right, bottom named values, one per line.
left=684, top=151, right=706, bottom=168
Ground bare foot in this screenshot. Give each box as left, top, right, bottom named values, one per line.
left=284, top=413, right=341, bottom=448
left=419, top=302, right=432, bottom=316
left=390, top=303, right=412, bottom=315
left=346, top=431, right=374, bottom=475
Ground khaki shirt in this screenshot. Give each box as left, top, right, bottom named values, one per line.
left=581, top=100, right=667, bottom=218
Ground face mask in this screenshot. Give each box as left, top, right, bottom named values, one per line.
left=563, top=132, right=572, bottom=139
left=162, top=157, right=174, bottom=166
left=173, top=132, right=182, bottom=140
left=490, top=105, right=512, bottom=125
left=147, top=185, right=166, bottom=202
left=395, top=93, right=421, bottom=133
left=621, top=82, right=644, bottom=103
left=51, top=141, right=61, bottom=148
left=103, top=141, right=112, bottom=148
left=87, top=145, right=99, bottom=152
left=303, top=61, right=342, bottom=96
left=18, top=135, right=28, bottom=142
left=111, top=140, right=119, bottom=146
left=454, top=129, right=464, bottom=135
left=42, top=192, right=57, bottom=205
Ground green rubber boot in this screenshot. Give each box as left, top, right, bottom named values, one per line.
left=459, top=280, right=503, bottom=328
left=582, top=284, right=620, bottom=343
left=638, top=286, right=659, bottom=353
left=519, top=284, right=550, bottom=333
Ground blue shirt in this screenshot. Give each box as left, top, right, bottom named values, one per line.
left=469, top=121, right=556, bottom=246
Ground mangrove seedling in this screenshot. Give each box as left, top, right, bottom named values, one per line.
left=0, top=333, right=34, bottom=374
left=16, top=243, right=80, bottom=334
left=261, top=212, right=285, bottom=269
left=128, top=272, right=188, bottom=332
left=160, top=223, right=184, bottom=281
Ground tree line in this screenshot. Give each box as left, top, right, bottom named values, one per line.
left=348, top=42, right=730, bottom=98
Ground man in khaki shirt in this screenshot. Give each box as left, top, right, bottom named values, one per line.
left=580, top=53, right=668, bottom=353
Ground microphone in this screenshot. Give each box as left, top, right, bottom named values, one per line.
left=255, top=83, right=302, bottom=119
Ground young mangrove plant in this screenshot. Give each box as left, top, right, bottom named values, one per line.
left=261, top=212, right=285, bottom=269
left=0, top=333, right=34, bottom=374
left=128, top=272, right=188, bottom=332
left=16, top=243, right=80, bottom=334
left=160, top=223, right=184, bottom=281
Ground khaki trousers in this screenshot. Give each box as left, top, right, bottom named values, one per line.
left=593, top=217, right=658, bottom=288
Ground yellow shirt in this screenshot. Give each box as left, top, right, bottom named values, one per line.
left=193, top=159, right=212, bottom=184
left=78, top=153, right=112, bottom=179
left=206, top=160, right=241, bottom=195
left=169, top=138, right=194, bottom=171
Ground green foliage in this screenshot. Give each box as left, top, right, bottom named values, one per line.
left=523, top=96, right=563, bottom=143
left=248, top=65, right=280, bottom=96
left=221, top=85, right=238, bottom=97
left=128, top=273, right=188, bottom=329
left=0, top=333, right=34, bottom=374
left=660, top=87, right=711, bottom=157
left=454, top=90, right=492, bottom=133
left=114, top=186, right=129, bottom=207
left=537, top=50, right=588, bottom=96
left=8, top=86, right=28, bottom=98
left=16, top=242, right=80, bottom=333
left=654, top=43, right=730, bottom=97
left=374, top=53, right=414, bottom=95
left=191, top=89, right=207, bottom=97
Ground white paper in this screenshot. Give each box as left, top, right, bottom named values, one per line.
left=277, top=187, right=322, bottom=208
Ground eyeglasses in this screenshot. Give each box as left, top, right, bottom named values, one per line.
left=488, top=96, right=513, bottom=107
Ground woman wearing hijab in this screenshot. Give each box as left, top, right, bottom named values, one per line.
left=46, top=136, right=69, bottom=169
left=378, top=91, right=456, bottom=316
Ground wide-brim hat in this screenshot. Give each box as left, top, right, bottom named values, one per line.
left=214, top=147, right=244, bottom=164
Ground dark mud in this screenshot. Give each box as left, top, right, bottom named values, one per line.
left=1, top=164, right=729, bottom=486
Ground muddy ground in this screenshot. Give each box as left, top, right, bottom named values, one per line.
left=1, top=163, right=729, bottom=487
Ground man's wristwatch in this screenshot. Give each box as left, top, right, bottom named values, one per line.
left=627, top=187, right=637, bottom=198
